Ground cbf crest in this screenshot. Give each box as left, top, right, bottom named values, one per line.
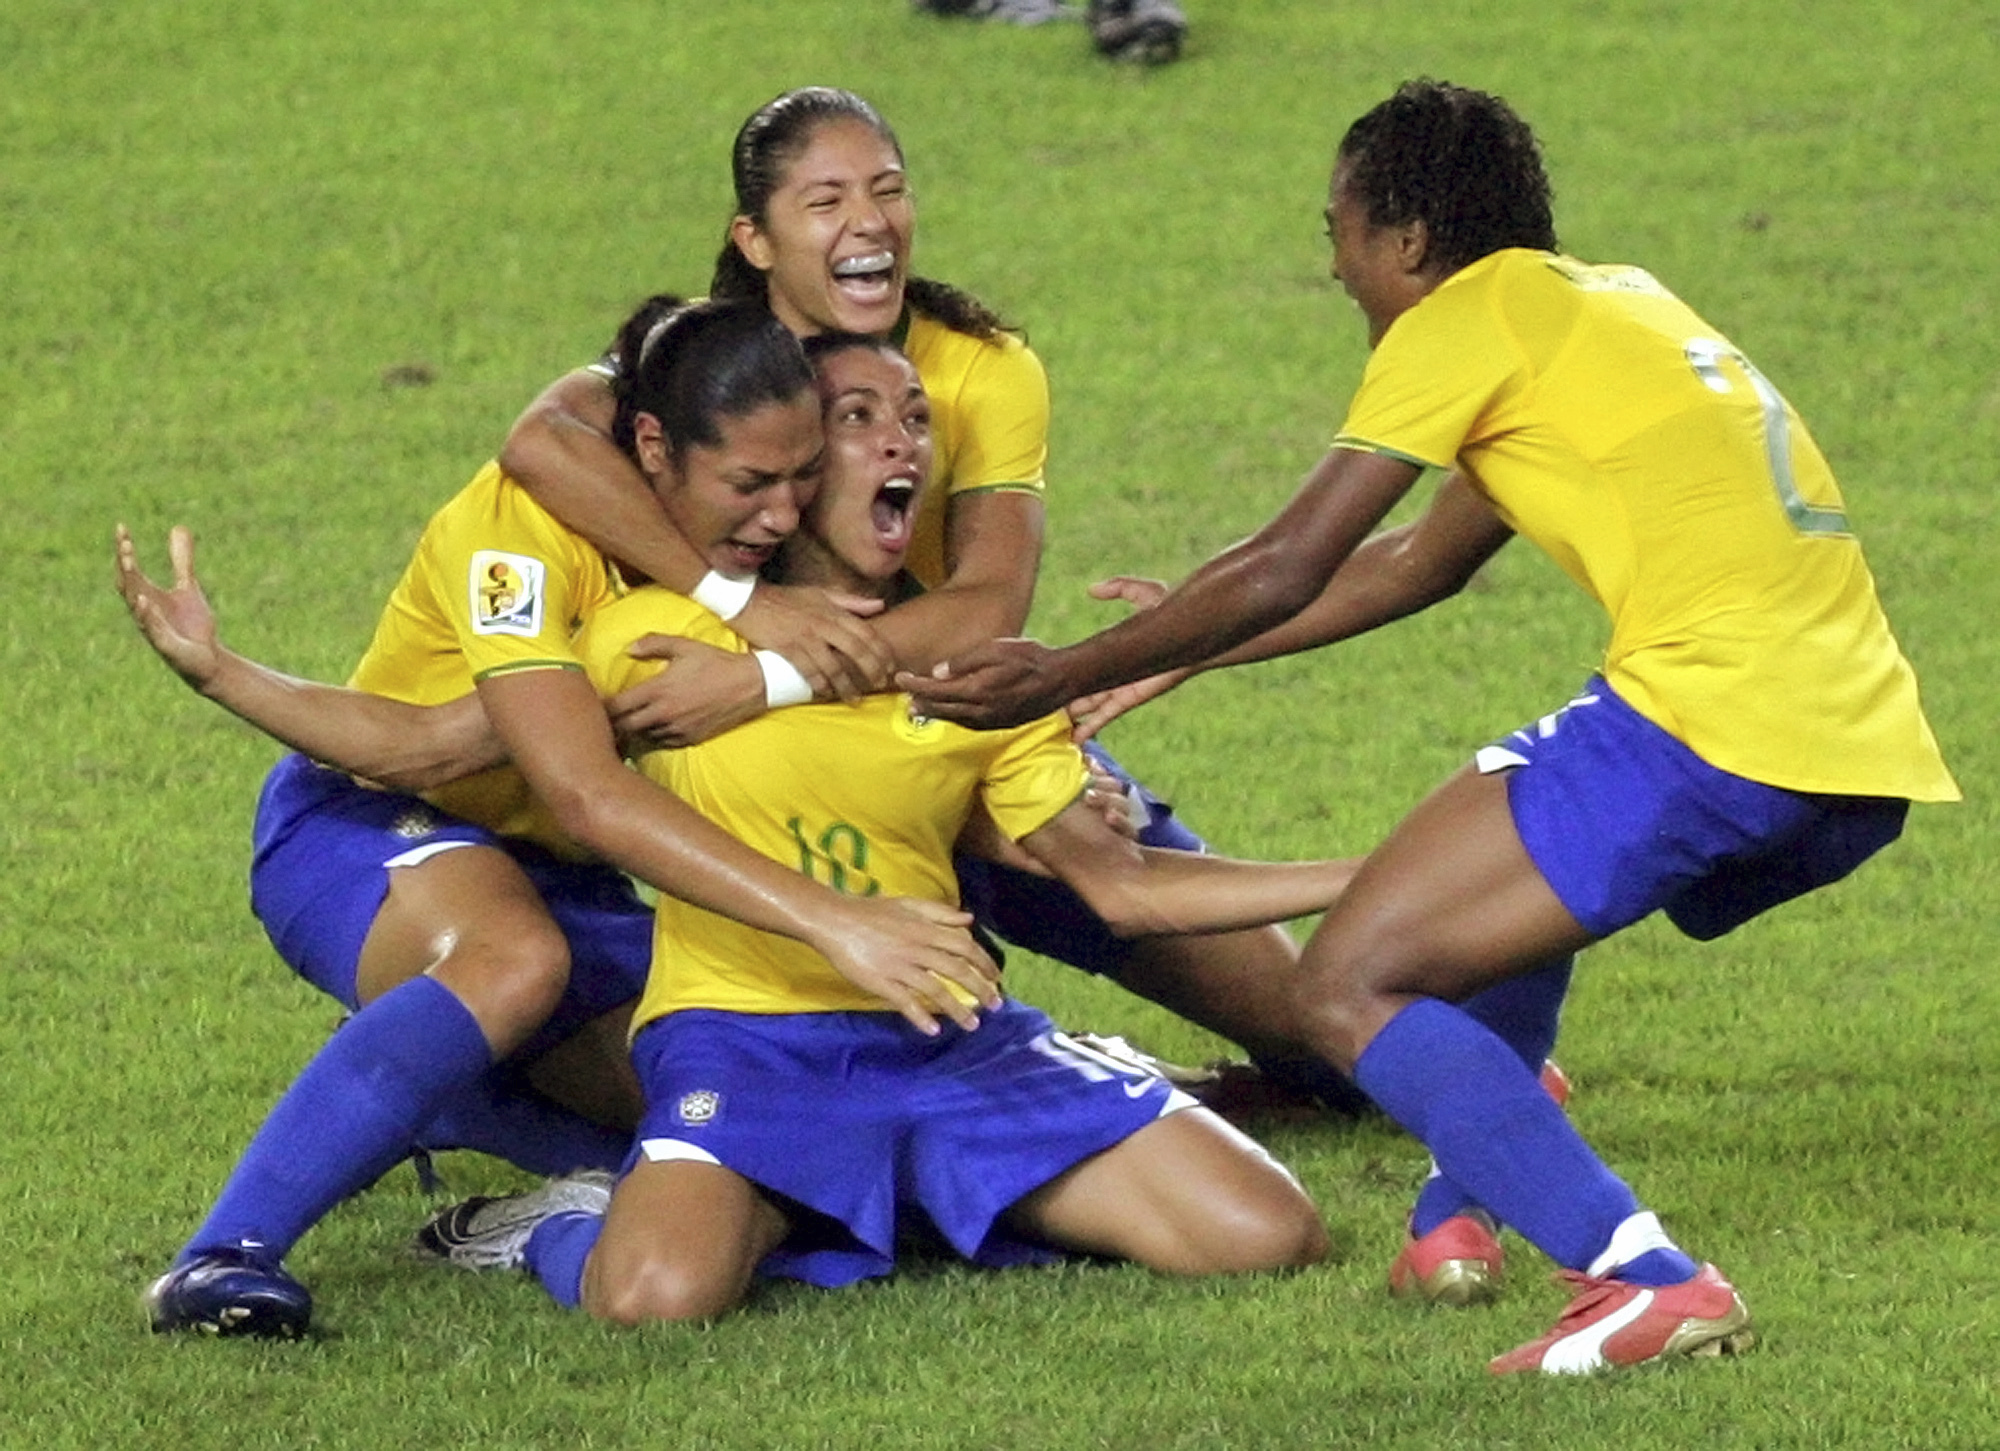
left=676, top=1090, right=721, bottom=1126
left=468, top=550, right=546, bottom=637
left=390, top=807, right=438, bottom=840
left=892, top=694, right=946, bottom=745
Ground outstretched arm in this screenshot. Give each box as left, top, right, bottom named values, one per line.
left=1066, top=471, right=1513, bottom=738
left=900, top=447, right=1431, bottom=728
left=1017, top=795, right=1361, bottom=937
left=1182, top=469, right=1512, bottom=669
left=115, top=524, right=504, bottom=792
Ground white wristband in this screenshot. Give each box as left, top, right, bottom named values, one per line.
left=690, top=569, right=756, bottom=622
left=753, top=650, right=814, bottom=709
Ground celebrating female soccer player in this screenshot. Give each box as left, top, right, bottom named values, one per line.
left=902, top=80, right=1959, bottom=1373
left=126, top=300, right=997, bottom=1340
left=502, top=85, right=1384, bottom=1115
left=417, top=333, right=1338, bottom=1320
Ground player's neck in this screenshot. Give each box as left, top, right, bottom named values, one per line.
left=776, top=536, right=893, bottom=603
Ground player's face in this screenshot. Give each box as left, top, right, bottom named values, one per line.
left=805, top=346, right=931, bottom=586
left=1325, top=161, right=1425, bottom=347
left=733, top=118, right=913, bottom=339
left=638, top=394, right=824, bottom=576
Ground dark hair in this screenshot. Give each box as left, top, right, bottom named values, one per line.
left=1337, top=79, right=1557, bottom=274
left=799, top=329, right=901, bottom=372
left=607, top=294, right=815, bottom=462
left=709, top=86, right=1015, bottom=343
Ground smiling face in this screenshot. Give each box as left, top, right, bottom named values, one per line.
left=782, top=344, right=931, bottom=595
left=634, top=393, right=825, bottom=576
left=730, top=117, right=913, bottom=339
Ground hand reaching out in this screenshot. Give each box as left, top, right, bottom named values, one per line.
left=115, top=524, right=222, bottom=692
left=1066, top=576, right=1192, bottom=742
left=1086, top=575, right=1170, bottom=613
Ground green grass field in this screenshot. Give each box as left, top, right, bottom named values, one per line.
left=5, top=1, right=1996, bottom=1445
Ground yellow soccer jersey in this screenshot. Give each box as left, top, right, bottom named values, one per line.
left=896, top=310, right=1050, bottom=588
left=574, top=587, right=1088, bottom=1024
left=1333, top=250, right=1956, bottom=803
left=348, top=460, right=627, bottom=849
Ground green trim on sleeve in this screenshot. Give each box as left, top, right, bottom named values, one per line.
left=1330, top=437, right=1441, bottom=472
left=471, top=659, right=586, bottom=683
left=951, top=479, right=1046, bottom=498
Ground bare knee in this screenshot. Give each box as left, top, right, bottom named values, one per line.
left=579, top=1163, right=777, bottom=1325
left=1234, top=1172, right=1330, bottom=1271
left=1290, top=928, right=1421, bottom=1071
left=431, top=917, right=572, bottom=1052
left=583, top=1253, right=748, bottom=1326
left=1166, top=1150, right=1330, bottom=1275
left=1288, top=971, right=1382, bottom=1074
left=1033, top=1113, right=1331, bottom=1277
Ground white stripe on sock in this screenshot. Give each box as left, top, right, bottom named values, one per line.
left=1587, top=1209, right=1679, bottom=1279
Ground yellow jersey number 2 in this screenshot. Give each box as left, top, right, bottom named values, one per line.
left=1684, top=338, right=1849, bottom=537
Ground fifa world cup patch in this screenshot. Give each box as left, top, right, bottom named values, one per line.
left=676, top=1090, right=721, bottom=1126
left=468, top=550, right=547, bottom=637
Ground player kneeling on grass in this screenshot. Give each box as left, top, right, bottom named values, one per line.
left=417, top=334, right=1343, bottom=1319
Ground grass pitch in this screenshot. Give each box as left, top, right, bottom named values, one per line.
left=5, top=1, right=1997, bottom=1446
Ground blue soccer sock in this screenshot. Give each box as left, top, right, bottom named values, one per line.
left=416, top=1075, right=629, bottom=1177
left=1462, top=955, right=1574, bottom=1070
left=178, top=974, right=492, bottom=1263
left=1410, top=957, right=1575, bottom=1235
left=1356, top=997, right=1670, bottom=1275
left=523, top=1211, right=604, bottom=1310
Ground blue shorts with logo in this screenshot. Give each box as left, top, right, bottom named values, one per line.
left=955, top=741, right=1205, bottom=977
left=630, top=999, right=1197, bottom=1288
left=249, top=753, right=652, bottom=1060
left=1482, top=678, right=1908, bottom=942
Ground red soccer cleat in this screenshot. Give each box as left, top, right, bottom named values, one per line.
left=1488, top=1262, right=1755, bottom=1374
left=1388, top=1213, right=1505, bottom=1307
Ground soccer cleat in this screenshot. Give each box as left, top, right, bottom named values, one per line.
left=1186, top=1060, right=1334, bottom=1126
left=1065, top=1032, right=1219, bottom=1090
left=415, top=1170, right=614, bottom=1271
left=145, top=1242, right=313, bottom=1339
left=1086, top=0, right=1185, bottom=63
left=1389, top=1213, right=1506, bottom=1307
left=1489, top=1262, right=1756, bottom=1375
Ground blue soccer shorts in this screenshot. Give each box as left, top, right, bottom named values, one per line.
left=629, top=999, right=1199, bottom=1288
left=1482, top=677, right=1908, bottom=942
left=249, top=753, right=652, bottom=1056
